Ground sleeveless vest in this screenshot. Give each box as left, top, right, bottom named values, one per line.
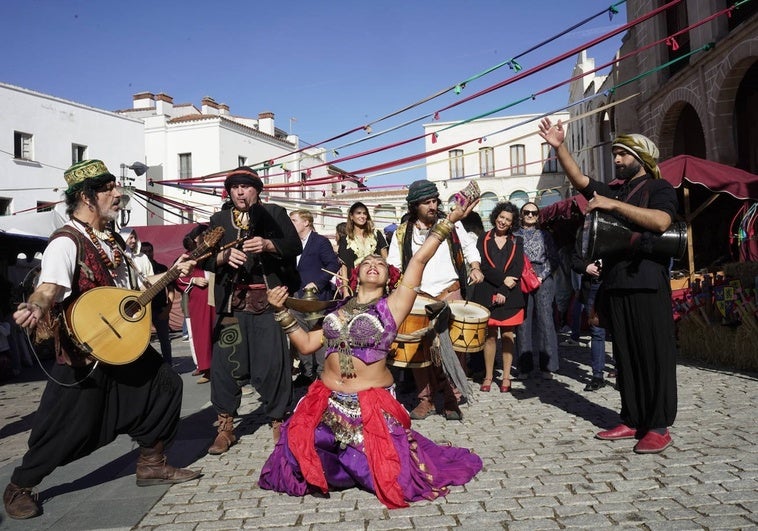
left=43, top=226, right=122, bottom=365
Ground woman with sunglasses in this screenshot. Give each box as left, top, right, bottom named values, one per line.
left=513, top=202, right=559, bottom=380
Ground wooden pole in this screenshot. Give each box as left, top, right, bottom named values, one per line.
left=684, top=186, right=695, bottom=282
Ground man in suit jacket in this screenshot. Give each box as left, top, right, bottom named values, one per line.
left=290, top=210, right=339, bottom=301
left=289, top=209, right=340, bottom=383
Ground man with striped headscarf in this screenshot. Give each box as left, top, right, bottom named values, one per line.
left=538, top=119, right=679, bottom=455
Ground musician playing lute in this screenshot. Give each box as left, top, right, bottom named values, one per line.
left=5, top=159, right=201, bottom=521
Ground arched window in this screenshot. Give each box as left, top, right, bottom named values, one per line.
left=508, top=190, right=530, bottom=209
left=477, top=192, right=500, bottom=230
left=373, top=204, right=397, bottom=228
left=538, top=189, right=562, bottom=208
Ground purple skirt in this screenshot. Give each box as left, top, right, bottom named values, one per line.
left=258, top=386, right=482, bottom=505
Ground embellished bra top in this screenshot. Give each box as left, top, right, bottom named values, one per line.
left=322, top=297, right=398, bottom=365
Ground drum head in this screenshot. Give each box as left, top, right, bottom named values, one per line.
left=411, top=295, right=436, bottom=315
left=448, top=300, right=490, bottom=321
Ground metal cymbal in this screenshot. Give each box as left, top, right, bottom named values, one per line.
left=284, top=297, right=340, bottom=313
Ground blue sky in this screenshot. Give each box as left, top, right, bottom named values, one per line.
left=2, top=0, right=627, bottom=187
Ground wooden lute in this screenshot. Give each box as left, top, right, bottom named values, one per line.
left=64, top=226, right=224, bottom=365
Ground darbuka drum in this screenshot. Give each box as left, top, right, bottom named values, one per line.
left=582, top=210, right=688, bottom=262
left=388, top=296, right=434, bottom=368
left=448, top=300, right=489, bottom=353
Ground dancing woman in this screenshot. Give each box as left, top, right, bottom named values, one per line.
left=259, top=198, right=482, bottom=509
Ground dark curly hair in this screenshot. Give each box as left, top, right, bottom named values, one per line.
left=489, top=201, right=520, bottom=232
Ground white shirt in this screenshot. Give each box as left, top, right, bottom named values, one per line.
left=387, top=220, right=480, bottom=297
left=39, top=221, right=131, bottom=301
left=296, top=230, right=312, bottom=266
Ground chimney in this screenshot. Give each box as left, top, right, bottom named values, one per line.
left=155, top=93, right=174, bottom=115
left=201, top=96, right=220, bottom=115
left=132, top=92, right=155, bottom=110
left=258, top=111, right=275, bottom=136
left=219, top=103, right=230, bottom=116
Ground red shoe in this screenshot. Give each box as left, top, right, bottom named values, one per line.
left=480, top=378, right=493, bottom=392
left=500, top=379, right=511, bottom=393
left=596, top=424, right=636, bottom=440
left=634, top=430, right=672, bottom=454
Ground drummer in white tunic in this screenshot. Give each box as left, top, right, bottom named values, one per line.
left=387, top=180, right=483, bottom=421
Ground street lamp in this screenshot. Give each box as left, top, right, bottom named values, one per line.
left=119, top=162, right=148, bottom=227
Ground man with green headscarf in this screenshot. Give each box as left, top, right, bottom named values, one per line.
left=539, top=119, right=678, bottom=455
left=5, top=160, right=201, bottom=520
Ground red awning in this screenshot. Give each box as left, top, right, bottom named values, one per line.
left=659, top=155, right=758, bottom=201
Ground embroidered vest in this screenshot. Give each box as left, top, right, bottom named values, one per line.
left=44, top=226, right=120, bottom=365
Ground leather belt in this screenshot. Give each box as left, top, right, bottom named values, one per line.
left=232, top=283, right=269, bottom=314
left=233, top=283, right=266, bottom=290
left=418, top=280, right=460, bottom=301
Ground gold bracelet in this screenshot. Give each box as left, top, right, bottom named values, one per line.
left=397, top=276, right=419, bottom=292
left=429, top=219, right=454, bottom=241
left=274, top=309, right=298, bottom=330
left=281, top=321, right=300, bottom=334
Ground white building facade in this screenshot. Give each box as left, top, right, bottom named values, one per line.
left=0, top=82, right=145, bottom=223
left=118, top=93, right=359, bottom=226
left=423, top=112, right=570, bottom=226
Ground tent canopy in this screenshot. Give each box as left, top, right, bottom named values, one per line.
left=539, top=154, right=758, bottom=274
left=0, top=209, right=67, bottom=238
left=659, top=155, right=758, bottom=201
left=540, top=154, right=758, bottom=226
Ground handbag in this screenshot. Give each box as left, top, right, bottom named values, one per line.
left=520, top=255, right=541, bottom=293
left=483, top=231, right=539, bottom=295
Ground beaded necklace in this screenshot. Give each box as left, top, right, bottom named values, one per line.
left=340, top=295, right=381, bottom=316
left=73, top=217, right=123, bottom=270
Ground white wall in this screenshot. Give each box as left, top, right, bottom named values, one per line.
left=423, top=112, right=570, bottom=201
left=0, top=83, right=145, bottom=222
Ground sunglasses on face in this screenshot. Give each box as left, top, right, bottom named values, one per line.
left=522, top=210, right=539, bottom=216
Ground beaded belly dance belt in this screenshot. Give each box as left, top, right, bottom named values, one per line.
left=321, top=385, right=397, bottom=449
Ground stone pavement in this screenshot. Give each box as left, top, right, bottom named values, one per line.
left=1, top=336, right=757, bottom=530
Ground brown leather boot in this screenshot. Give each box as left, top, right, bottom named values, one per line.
left=135, top=441, right=202, bottom=486
left=409, top=397, right=435, bottom=420
left=208, top=413, right=237, bottom=455
left=3, top=483, right=40, bottom=519
left=442, top=382, right=463, bottom=421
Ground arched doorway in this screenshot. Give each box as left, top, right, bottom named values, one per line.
left=735, top=60, right=758, bottom=173
left=672, top=103, right=706, bottom=158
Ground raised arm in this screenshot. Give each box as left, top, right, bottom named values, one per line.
left=386, top=199, right=480, bottom=324
left=538, top=118, right=590, bottom=192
